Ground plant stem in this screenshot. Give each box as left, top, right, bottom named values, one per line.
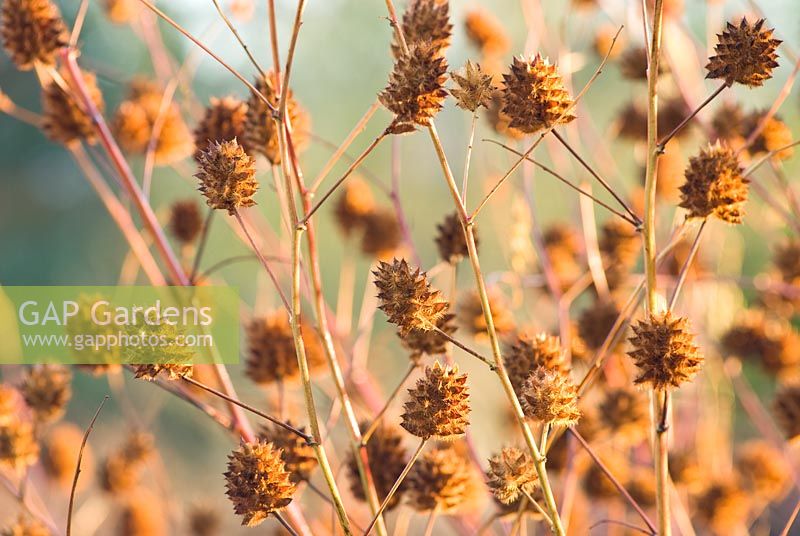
left=189, top=208, right=214, bottom=283
left=181, top=376, right=312, bottom=442
left=361, top=362, right=418, bottom=445
left=364, top=438, right=427, bottom=536
left=668, top=219, right=706, bottom=310
left=67, top=396, right=108, bottom=536
left=461, top=112, right=478, bottom=199
left=423, top=506, right=439, bottom=536
left=233, top=210, right=291, bottom=312
left=644, top=2, right=670, bottom=533
left=210, top=0, right=266, bottom=77
left=656, top=84, right=726, bottom=152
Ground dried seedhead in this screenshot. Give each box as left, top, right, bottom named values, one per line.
left=406, top=445, right=480, bottom=513
left=401, top=361, right=470, bottom=440
left=504, top=333, right=569, bottom=397
left=706, top=18, right=780, bottom=88
left=0, top=417, right=39, bottom=472
left=245, top=313, right=325, bottom=385
left=258, top=422, right=316, bottom=483
left=521, top=368, right=581, bottom=426
left=694, top=478, right=751, bottom=535
left=196, top=139, right=258, bottom=215
left=450, top=61, right=494, bottom=112
left=464, top=7, right=510, bottom=58
left=486, top=446, right=539, bottom=504
left=374, top=258, right=448, bottom=335
left=333, top=176, right=375, bottom=236
left=597, top=387, right=649, bottom=444
left=458, top=288, right=515, bottom=338
left=501, top=54, right=576, bottom=134
left=41, top=424, right=91, bottom=488
left=722, top=309, right=800, bottom=379
left=42, top=70, right=104, bottom=145
left=736, top=440, right=789, bottom=502
left=628, top=311, right=703, bottom=389
left=393, top=0, right=452, bottom=56
left=1, top=0, right=66, bottom=70
left=435, top=212, right=474, bottom=264
left=193, top=96, right=249, bottom=161
left=380, top=41, right=449, bottom=133
left=225, top=440, right=296, bottom=527
left=169, top=199, right=204, bottom=244
left=773, top=383, right=800, bottom=441
left=400, top=313, right=457, bottom=362
left=679, top=142, right=749, bottom=224
left=577, top=298, right=621, bottom=351
left=360, top=208, right=403, bottom=259
left=19, top=364, right=71, bottom=424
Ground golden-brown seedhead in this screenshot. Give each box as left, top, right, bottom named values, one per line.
left=628, top=311, right=703, bottom=389
left=225, top=440, right=296, bottom=527
left=1, top=0, right=66, bottom=70
left=450, top=60, right=494, bottom=112
left=486, top=446, right=539, bottom=504
left=706, top=18, right=780, bottom=88
left=193, top=96, right=249, bottom=161
left=401, top=361, right=470, bottom=440
left=348, top=423, right=408, bottom=511
left=521, top=367, right=581, bottom=426
left=679, top=142, right=748, bottom=224
left=374, top=258, right=448, bottom=335
left=406, top=445, right=480, bottom=513
left=196, top=139, right=258, bottom=215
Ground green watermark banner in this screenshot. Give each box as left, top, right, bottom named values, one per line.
left=0, top=286, right=240, bottom=365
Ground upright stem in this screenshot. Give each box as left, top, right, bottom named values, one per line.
left=644, top=2, right=670, bottom=534
left=461, top=112, right=478, bottom=199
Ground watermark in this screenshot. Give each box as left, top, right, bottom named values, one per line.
left=0, top=286, right=239, bottom=365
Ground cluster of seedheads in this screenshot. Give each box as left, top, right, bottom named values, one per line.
left=2, top=0, right=800, bottom=534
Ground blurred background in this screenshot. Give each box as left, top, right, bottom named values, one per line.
left=1, top=0, right=800, bottom=534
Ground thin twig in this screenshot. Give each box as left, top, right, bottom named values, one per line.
left=361, top=363, right=418, bottom=445
left=274, top=512, right=300, bottom=536
left=431, top=326, right=495, bottom=370
left=657, top=84, right=726, bottom=152
left=485, top=139, right=640, bottom=227
left=552, top=130, right=640, bottom=225
left=364, top=439, right=427, bottom=536
left=190, top=209, right=215, bottom=283
left=67, top=396, right=109, bottom=536
left=668, top=219, right=706, bottom=310
left=780, top=497, right=800, bottom=536
left=589, top=519, right=653, bottom=535
left=210, top=0, right=266, bottom=77
left=68, top=0, right=90, bottom=47
left=181, top=376, right=314, bottom=443
left=134, top=0, right=276, bottom=113
left=233, top=210, right=291, bottom=311
left=569, top=429, right=657, bottom=534
left=461, top=112, right=478, bottom=199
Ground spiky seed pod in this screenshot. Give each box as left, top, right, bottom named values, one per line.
left=334, top=176, right=375, bottom=236
left=486, top=446, right=539, bottom=504
left=258, top=422, right=316, bottom=483
left=243, top=73, right=309, bottom=164
left=577, top=298, right=620, bottom=351
left=121, top=431, right=154, bottom=465
left=0, top=516, right=49, bottom=536
left=0, top=417, right=39, bottom=472
left=706, top=18, right=780, bottom=88
left=450, top=61, right=494, bottom=112
left=458, top=289, right=515, bottom=338
left=501, top=55, right=576, bottom=134
left=1, top=0, right=67, bottom=70
left=18, top=364, right=71, bottom=424
left=694, top=479, right=751, bottom=535
left=485, top=90, right=526, bottom=140
left=736, top=440, right=788, bottom=502
left=743, top=111, right=794, bottom=161
left=196, top=139, right=258, bottom=215
left=245, top=313, right=325, bottom=385
left=628, top=311, right=703, bottom=389
left=400, top=313, right=457, bottom=362
left=407, top=445, right=480, bottom=513
left=103, top=0, right=139, bottom=24
left=435, top=212, right=475, bottom=263
left=619, top=47, right=667, bottom=80
left=111, top=80, right=192, bottom=163
left=41, top=70, right=104, bottom=145
left=464, top=7, right=510, bottom=58
left=392, top=0, right=452, bottom=57
left=583, top=453, right=628, bottom=499
left=722, top=310, right=800, bottom=379
left=41, top=424, right=91, bottom=488
left=504, top=333, right=569, bottom=398
left=193, top=97, right=248, bottom=161
left=169, top=199, right=203, bottom=244
left=597, top=388, right=648, bottom=444
left=374, top=258, right=449, bottom=335
left=773, top=383, right=800, bottom=441
left=360, top=208, right=403, bottom=259
left=679, top=142, right=748, bottom=224
left=627, top=467, right=656, bottom=507
left=401, top=361, right=470, bottom=440
left=347, top=423, right=408, bottom=510
left=380, top=41, right=448, bottom=133
left=225, top=440, right=296, bottom=527
left=521, top=368, right=581, bottom=426
left=543, top=224, right=583, bottom=291
left=126, top=321, right=195, bottom=381
left=187, top=504, right=222, bottom=536
left=119, top=489, right=167, bottom=536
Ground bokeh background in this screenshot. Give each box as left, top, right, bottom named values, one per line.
left=1, top=0, right=800, bottom=533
